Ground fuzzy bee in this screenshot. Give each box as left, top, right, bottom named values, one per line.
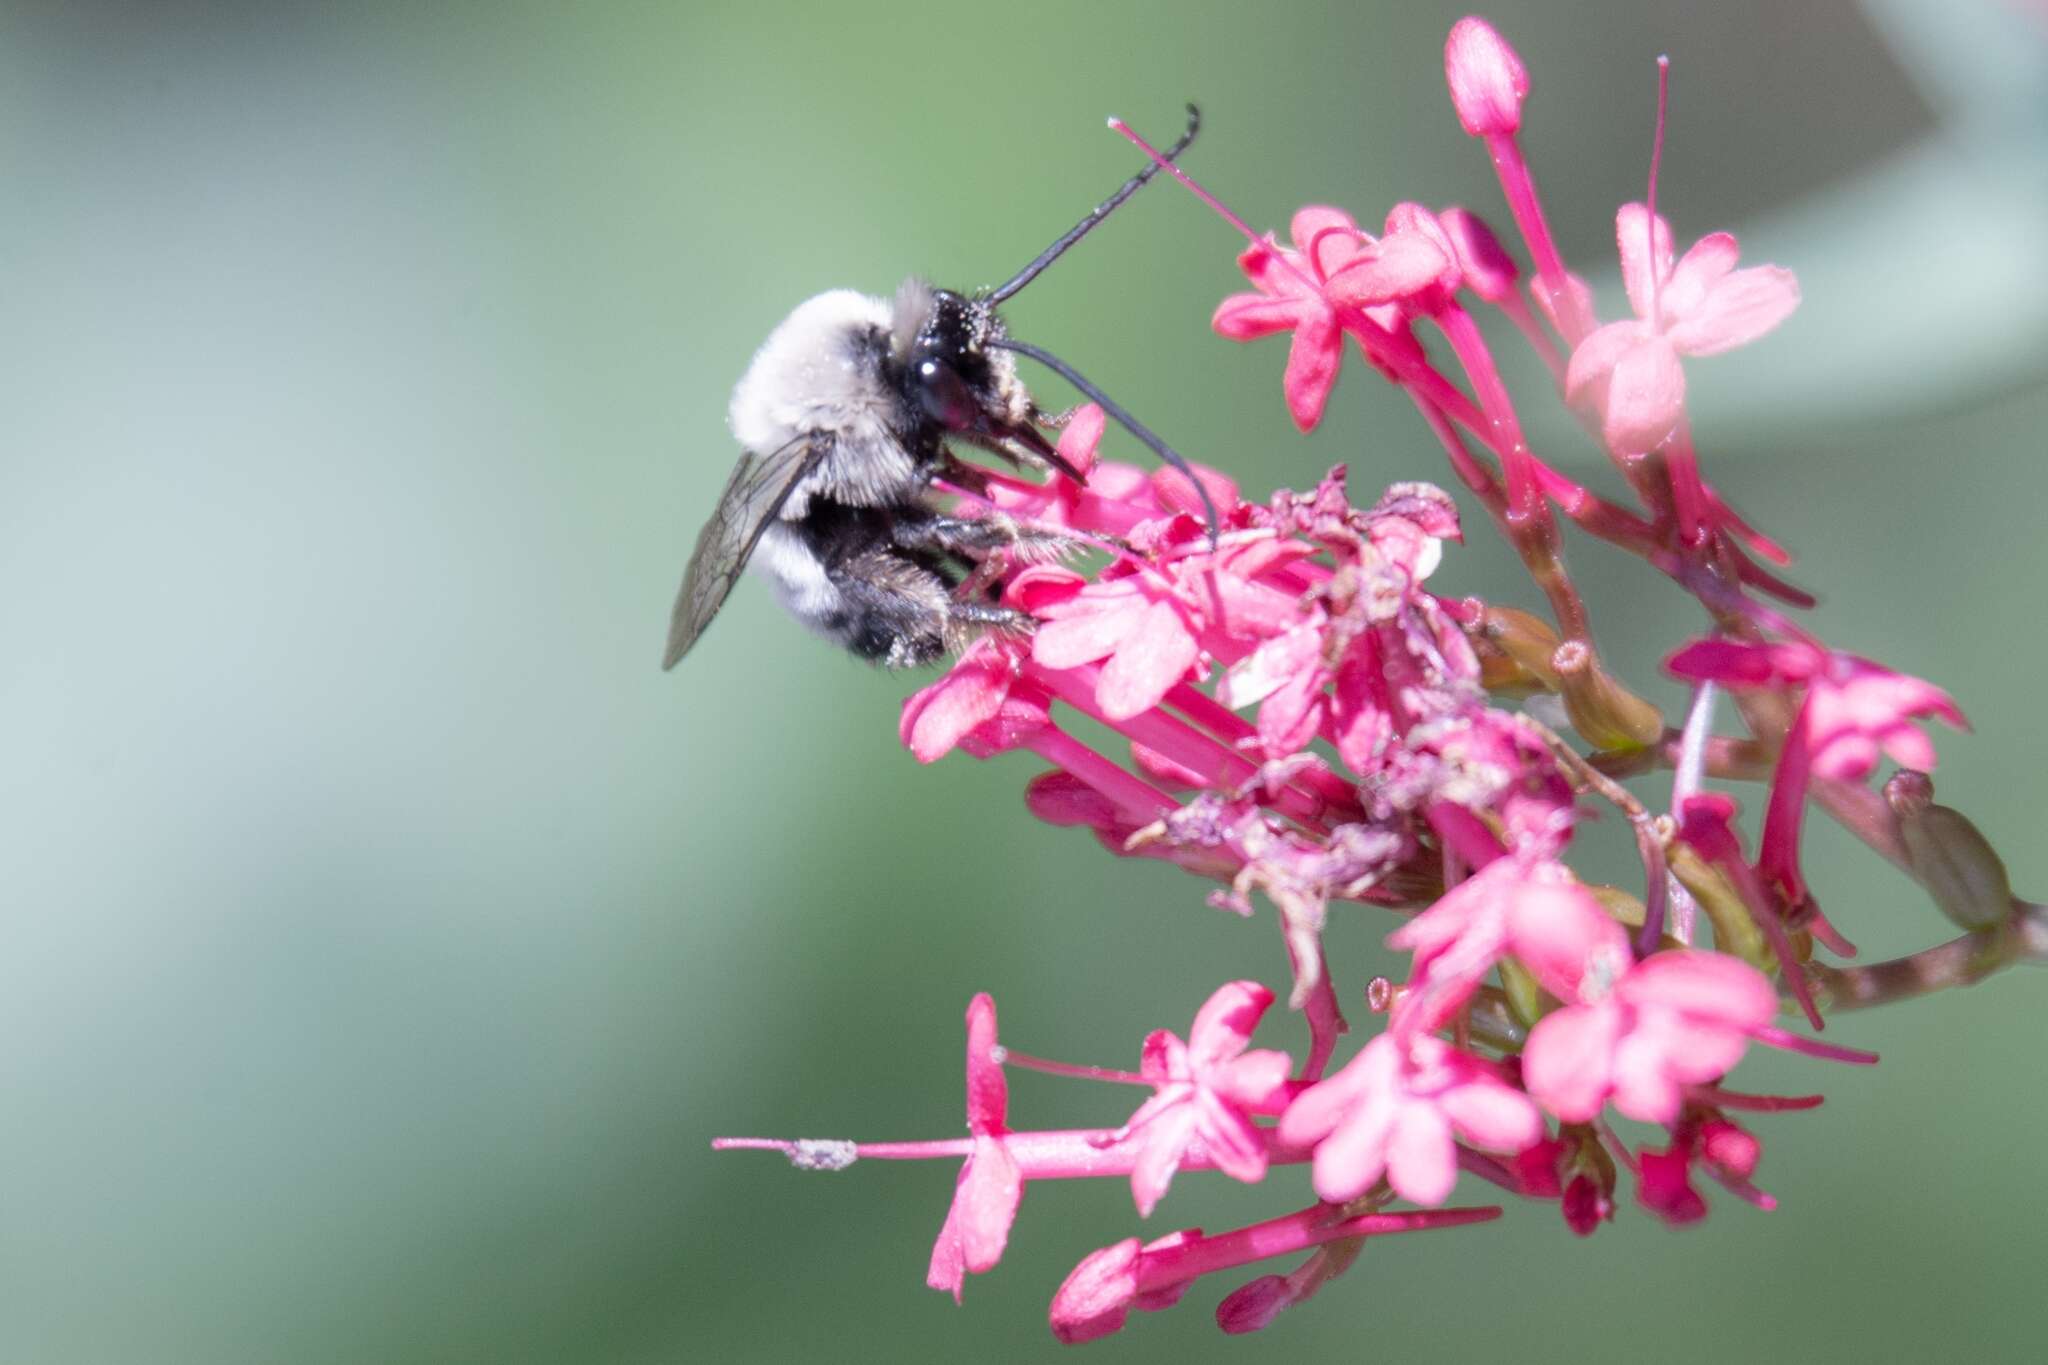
left=663, top=108, right=1208, bottom=671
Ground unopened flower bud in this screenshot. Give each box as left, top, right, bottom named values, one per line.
left=1894, top=794, right=2013, bottom=932
left=1562, top=1174, right=1614, bottom=1236
left=1215, top=1274, right=1294, bottom=1335
left=1445, top=17, right=1529, bottom=136
left=1553, top=640, right=1665, bottom=751
left=1698, top=1118, right=1761, bottom=1182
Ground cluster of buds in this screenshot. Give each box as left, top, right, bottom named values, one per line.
left=716, top=15, right=2048, bottom=1342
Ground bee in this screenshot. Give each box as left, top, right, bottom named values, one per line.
left=663, top=108, right=1209, bottom=671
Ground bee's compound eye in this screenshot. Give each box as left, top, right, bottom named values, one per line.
left=913, top=355, right=978, bottom=429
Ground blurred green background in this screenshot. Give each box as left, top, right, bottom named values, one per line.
left=2, top=1, right=2044, bottom=1361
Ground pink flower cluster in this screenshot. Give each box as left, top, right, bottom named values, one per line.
left=716, top=14, right=2039, bottom=1344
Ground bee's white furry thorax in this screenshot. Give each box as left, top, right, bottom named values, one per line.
left=727, top=290, right=917, bottom=514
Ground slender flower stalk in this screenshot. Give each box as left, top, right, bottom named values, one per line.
left=712, top=14, right=2041, bottom=1343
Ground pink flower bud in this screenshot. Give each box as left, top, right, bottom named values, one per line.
left=1445, top=17, right=1530, bottom=136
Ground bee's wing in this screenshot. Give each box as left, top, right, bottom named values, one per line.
left=663, top=432, right=831, bottom=669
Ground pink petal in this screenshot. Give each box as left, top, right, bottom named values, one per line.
left=957, top=1139, right=1022, bottom=1271
left=1098, top=599, right=1200, bottom=721
left=1258, top=659, right=1327, bottom=758
left=1668, top=264, right=1800, bottom=356
left=1140, top=1029, right=1188, bottom=1086
left=1210, top=1048, right=1294, bottom=1113
left=1031, top=598, right=1143, bottom=670
left=1437, top=1079, right=1544, bottom=1153
left=1307, top=1101, right=1392, bottom=1203
left=1330, top=638, right=1391, bottom=773
left=1054, top=404, right=1105, bottom=475
left=1283, top=310, right=1343, bottom=432
left=1660, top=231, right=1739, bottom=320
left=1614, top=950, right=1776, bottom=1029
left=1187, top=980, right=1274, bottom=1071
left=1291, top=205, right=1362, bottom=262
left=1325, top=231, right=1454, bottom=308
left=1384, top=1102, right=1457, bottom=1205
left=900, top=658, right=1012, bottom=763
left=1562, top=319, right=1641, bottom=403
left=1213, top=293, right=1305, bottom=342
left=1504, top=867, right=1632, bottom=1003
left=1665, top=637, right=1796, bottom=688
left=1130, top=1103, right=1199, bottom=1217
left=1439, top=206, right=1518, bottom=303
left=1607, top=1030, right=1690, bottom=1124
left=1194, top=1090, right=1272, bottom=1184
left=1523, top=1001, right=1622, bottom=1123
left=1219, top=624, right=1318, bottom=709
left=1615, top=203, right=1675, bottom=322
left=1444, top=16, right=1529, bottom=136
left=1599, top=332, right=1686, bottom=453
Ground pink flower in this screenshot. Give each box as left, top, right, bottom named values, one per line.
left=926, top=994, right=1024, bottom=1301
left=1522, top=950, right=1776, bottom=1125
left=1387, top=855, right=1624, bottom=1038
left=1565, top=204, right=1800, bottom=453
left=1278, top=1032, right=1543, bottom=1205
left=1212, top=207, right=1390, bottom=431
left=1121, top=981, right=1295, bottom=1216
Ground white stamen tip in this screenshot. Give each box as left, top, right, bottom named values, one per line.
left=788, top=1138, right=859, bottom=1172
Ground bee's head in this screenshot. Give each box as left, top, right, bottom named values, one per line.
left=891, top=279, right=1077, bottom=479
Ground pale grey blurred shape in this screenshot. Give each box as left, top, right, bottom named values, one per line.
left=1580, top=0, right=2048, bottom=440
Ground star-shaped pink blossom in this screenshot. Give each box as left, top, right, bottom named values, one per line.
left=1212, top=207, right=1418, bottom=432
left=1521, top=949, right=1776, bottom=1125
left=1278, top=1031, right=1543, bottom=1206
left=1120, top=980, right=1295, bottom=1217
left=926, top=994, right=1024, bottom=1301
left=1564, top=203, right=1800, bottom=454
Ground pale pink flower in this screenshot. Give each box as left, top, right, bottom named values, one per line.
left=1121, top=981, right=1294, bottom=1216
left=1565, top=204, right=1800, bottom=453
left=926, top=994, right=1024, bottom=1301
left=1211, top=207, right=1422, bottom=430
left=1278, top=1031, right=1544, bottom=1205
left=1522, top=950, right=1776, bottom=1125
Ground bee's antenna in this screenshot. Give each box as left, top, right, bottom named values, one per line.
left=982, top=104, right=1201, bottom=306
left=991, top=337, right=1220, bottom=543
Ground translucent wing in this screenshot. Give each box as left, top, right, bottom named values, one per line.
left=662, top=432, right=830, bottom=669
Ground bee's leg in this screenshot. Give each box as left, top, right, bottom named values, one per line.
left=893, top=509, right=1075, bottom=564
left=825, top=547, right=1029, bottom=668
